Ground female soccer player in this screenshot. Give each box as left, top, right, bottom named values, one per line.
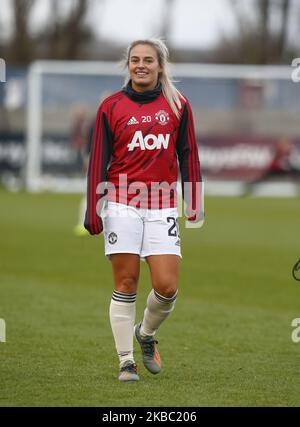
left=85, top=39, right=203, bottom=381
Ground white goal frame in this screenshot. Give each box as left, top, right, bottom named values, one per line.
left=25, top=61, right=293, bottom=192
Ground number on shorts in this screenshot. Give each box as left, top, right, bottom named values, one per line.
left=167, top=217, right=177, bottom=237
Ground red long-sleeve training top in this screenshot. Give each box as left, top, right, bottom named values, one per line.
left=85, top=83, right=203, bottom=235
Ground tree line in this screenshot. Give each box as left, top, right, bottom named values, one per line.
left=0, top=0, right=298, bottom=65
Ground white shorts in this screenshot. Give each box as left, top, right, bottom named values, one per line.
left=101, top=202, right=181, bottom=260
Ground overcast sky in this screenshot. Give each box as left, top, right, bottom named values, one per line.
left=0, top=0, right=239, bottom=48
left=1, top=0, right=299, bottom=49
left=90, top=0, right=238, bottom=48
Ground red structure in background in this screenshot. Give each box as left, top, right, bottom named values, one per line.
left=199, top=136, right=300, bottom=182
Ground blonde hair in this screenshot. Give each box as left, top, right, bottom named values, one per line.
left=124, top=38, right=184, bottom=119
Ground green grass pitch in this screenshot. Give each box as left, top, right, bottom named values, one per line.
left=1, top=189, right=300, bottom=406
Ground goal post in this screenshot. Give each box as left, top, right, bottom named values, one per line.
left=25, top=61, right=296, bottom=193
left=26, top=60, right=124, bottom=192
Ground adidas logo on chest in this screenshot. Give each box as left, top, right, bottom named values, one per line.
left=127, top=116, right=139, bottom=125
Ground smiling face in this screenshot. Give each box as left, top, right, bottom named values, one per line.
left=128, top=43, right=162, bottom=92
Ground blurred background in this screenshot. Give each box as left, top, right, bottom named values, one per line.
left=1, top=0, right=300, bottom=407
left=0, top=0, right=300, bottom=195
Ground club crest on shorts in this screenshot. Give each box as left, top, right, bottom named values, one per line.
left=155, top=110, right=169, bottom=126
left=108, top=232, right=118, bottom=244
